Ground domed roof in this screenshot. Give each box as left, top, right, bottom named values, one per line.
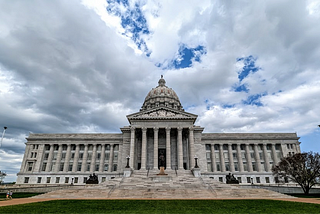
left=141, top=76, right=184, bottom=111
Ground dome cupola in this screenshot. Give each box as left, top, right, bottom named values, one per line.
left=141, top=76, right=183, bottom=111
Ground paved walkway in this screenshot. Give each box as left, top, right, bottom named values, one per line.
left=1, top=197, right=320, bottom=207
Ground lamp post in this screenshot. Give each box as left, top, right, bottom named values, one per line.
left=125, top=156, right=130, bottom=168
left=194, top=155, right=199, bottom=168
left=0, top=127, right=7, bottom=148
left=251, top=176, right=254, bottom=185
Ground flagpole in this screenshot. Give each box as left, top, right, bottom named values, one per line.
left=0, top=127, right=7, bottom=148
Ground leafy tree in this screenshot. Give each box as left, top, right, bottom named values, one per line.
left=272, top=152, right=320, bottom=194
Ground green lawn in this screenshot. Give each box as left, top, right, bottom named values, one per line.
left=1, top=199, right=320, bottom=214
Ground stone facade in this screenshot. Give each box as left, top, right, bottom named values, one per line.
left=16, top=77, right=300, bottom=185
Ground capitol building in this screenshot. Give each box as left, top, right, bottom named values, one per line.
left=17, top=76, right=301, bottom=185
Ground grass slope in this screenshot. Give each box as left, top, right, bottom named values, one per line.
left=0, top=199, right=320, bottom=214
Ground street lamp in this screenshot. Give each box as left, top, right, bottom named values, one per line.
left=125, top=156, right=130, bottom=168
left=194, top=155, right=199, bottom=168
left=0, top=127, right=7, bottom=148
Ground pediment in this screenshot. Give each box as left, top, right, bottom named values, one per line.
left=127, top=107, right=197, bottom=122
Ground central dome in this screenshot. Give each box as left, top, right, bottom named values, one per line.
left=141, top=76, right=184, bottom=111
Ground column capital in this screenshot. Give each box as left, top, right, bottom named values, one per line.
left=189, top=126, right=194, bottom=131
left=177, top=127, right=183, bottom=131
left=142, top=127, right=147, bottom=132
left=166, top=127, right=171, bottom=131
left=130, top=126, right=135, bottom=131
left=153, top=127, right=159, bottom=132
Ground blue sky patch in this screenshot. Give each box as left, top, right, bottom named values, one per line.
left=242, top=92, right=267, bottom=106
left=233, top=83, right=249, bottom=93
left=237, top=55, right=260, bottom=81
left=170, top=45, right=206, bottom=69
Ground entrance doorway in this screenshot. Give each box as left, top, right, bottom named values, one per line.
left=158, top=149, right=166, bottom=169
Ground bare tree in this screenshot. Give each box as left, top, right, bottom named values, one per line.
left=272, top=152, right=320, bottom=195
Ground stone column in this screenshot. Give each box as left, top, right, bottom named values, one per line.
left=263, top=144, right=270, bottom=172
left=177, top=127, right=184, bottom=170
left=236, top=143, right=244, bottom=172
left=129, top=127, right=135, bottom=169
left=141, top=128, right=147, bottom=170
left=54, top=145, right=63, bottom=172
left=228, top=144, right=234, bottom=172
left=245, top=144, right=253, bottom=172
left=153, top=127, right=159, bottom=170
left=254, top=144, right=261, bottom=172
left=166, top=127, right=171, bottom=170
left=189, top=127, right=195, bottom=168
left=211, top=144, right=216, bottom=172
left=72, top=144, right=80, bottom=172
left=219, top=144, right=225, bottom=172
left=271, top=143, right=278, bottom=165
left=108, top=144, right=114, bottom=172
left=81, top=144, right=88, bottom=172
left=99, top=144, right=106, bottom=172
left=90, top=144, right=97, bottom=172
left=63, top=144, right=71, bottom=172
left=46, top=144, right=54, bottom=172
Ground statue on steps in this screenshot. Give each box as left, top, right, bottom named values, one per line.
left=86, top=173, right=99, bottom=184
left=226, top=173, right=239, bottom=184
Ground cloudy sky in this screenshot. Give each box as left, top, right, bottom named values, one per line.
left=1, top=0, right=320, bottom=182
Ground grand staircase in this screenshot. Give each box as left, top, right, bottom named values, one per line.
left=33, top=170, right=293, bottom=199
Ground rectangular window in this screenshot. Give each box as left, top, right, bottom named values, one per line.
left=252, top=162, right=256, bottom=171
left=74, top=177, right=78, bottom=183
left=37, top=177, right=42, bottom=183
left=65, top=177, right=69, bottom=183
left=68, top=163, right=73, bottom=171
left=216, top=163, right=220, bottom=171
left=87, top=163, right=91, bottom=171
left=102, top=177, right=106, bottom=182
left=83, top=177, right=87, bottom=183
left=27, top=162, right=33, bottom=171
left=24, top=177, right=29, bottom=183
left=234, top=162, right=239, bottom=171
left=113, top=153, right=118, bottom=161
left=247, top=177, right=251, bottom=183
left=105, top=144, right=110, bottom=151
left=56, top=177, right=60, bottom=183
left=104, top=164, right=109, bottom=171
left=113, top=164, right=117, bottom=171
left=79, top=153, right=83, bottom=159
left=265, top=177, right=270, bottom=183
left=41, top=163, right=47, bottom=171
left=34, top=152, right=37, bottom=158
left=95, top=164, right=100, bottom=171
left=219, top=177, right=223, bottom=182
left=232, top=144, right=237, bottom=150
left=237, top=177, right=242, bottom=183
left=61, top=153, right=66, bottom=160
left=114, top=145, right=119, bottom=151
left=232, top=153, right=237, bottom=160
left=206, top=144, right=211, bottom=151
left=59, top=163, right=64, bottom=171
left=256, top=177, right=260, bottom=183
left=71, top=153, right=75, bottom=159
left=44, top=153, right=49, bottom=160
left=225, top=163, right=230, bottom=171
left=77, top=163, right=82, bottom=171
left=46, top=177, right=51, bottom=183
left=105, top=153, right=110, bottom=161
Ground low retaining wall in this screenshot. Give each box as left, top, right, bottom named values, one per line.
left=0, top=184, right=85, bottom=193
left=241, top=184, right=320, bottom=194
